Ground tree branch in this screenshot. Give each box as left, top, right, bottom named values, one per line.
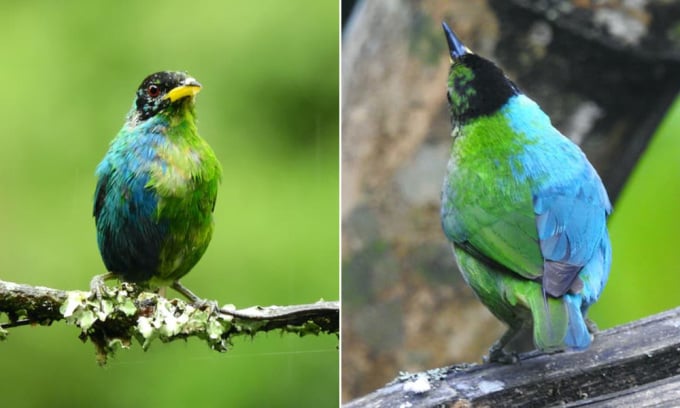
left=0, top=280, right=338, bottom=365
left=344, top=306, right=680, bottom=407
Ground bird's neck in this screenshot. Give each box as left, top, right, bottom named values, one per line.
left=164, top=105, right=199, bottom=141
left=448, top=55, right=518, bottom=124
left=453, top=109, right=520, bottom=156
left=128, top=104, right=200, bottom=145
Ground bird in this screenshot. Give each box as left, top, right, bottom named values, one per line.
left=91, top=71, right=222, bottom=304
left=439, top=22, right=612, bottom=363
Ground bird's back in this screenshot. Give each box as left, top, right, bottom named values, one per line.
left=441, top=94, right=611, bottom=350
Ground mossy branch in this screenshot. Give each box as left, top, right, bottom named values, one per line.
left=0, top=279, right=338, bottom=365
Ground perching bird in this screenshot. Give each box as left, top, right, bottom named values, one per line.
left=439, top=23, right=612, bottom=363
left=91, top=71, right=221, bottom=304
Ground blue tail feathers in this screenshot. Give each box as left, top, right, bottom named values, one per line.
left=563, top=294, right=591, bottom=349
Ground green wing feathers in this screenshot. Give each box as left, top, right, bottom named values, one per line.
left=453, top=245, right=571, bottom=351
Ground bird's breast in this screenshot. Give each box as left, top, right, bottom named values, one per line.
left=143, top=139, right=213, bottom=198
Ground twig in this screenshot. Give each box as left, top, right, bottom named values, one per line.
left=0, top=279, right=338, bottom=365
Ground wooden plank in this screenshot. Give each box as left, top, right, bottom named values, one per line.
left=344, top=306, right=680, bottom=407
left=564, top=376, right=680, bottom=407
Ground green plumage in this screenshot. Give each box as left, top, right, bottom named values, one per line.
left=453, top=247, right=568, bottom=352
left=444, top=112, right=545, bottom=280
left=441, top=22, right=612, bottom=361
left=445, top=105, right=569, bottom=354
left=92, top=71, right=222, bottom=302
left=143, top=100, right=221, bottom=286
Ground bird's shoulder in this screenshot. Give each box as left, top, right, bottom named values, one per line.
left=503, top=95, right=611, bottom=295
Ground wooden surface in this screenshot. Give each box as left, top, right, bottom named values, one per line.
left=345, top=306, right=680, bottom=407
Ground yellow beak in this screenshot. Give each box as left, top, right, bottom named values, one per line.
left=164, top=77, right=202, bottom=102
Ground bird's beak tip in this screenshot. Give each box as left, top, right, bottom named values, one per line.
left=184, top=77, right=202, bottom=89
left=442, top=21, right=470, bottom=60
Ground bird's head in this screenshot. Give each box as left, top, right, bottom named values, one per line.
left=442, top=22, right=519, bottom=123
left=134, top=71, right=202, bottom=121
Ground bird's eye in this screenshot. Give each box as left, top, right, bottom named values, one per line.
left=147, top=85, right=160, bottom=98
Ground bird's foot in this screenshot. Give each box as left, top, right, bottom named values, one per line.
left=484, top=347, right=519, bottom=364
left=89, top=272, right=116, bottom=301
left=171, top=281, right=218, bottom=313
left=483, top=326, right=522, bottom=364
left=586, top=317, right=599, bottom=343
left=586, top=318, right=599, bottom=334
left=88, top=273, right=119, bottom=316
left=193, top=299, right=220, bottom=314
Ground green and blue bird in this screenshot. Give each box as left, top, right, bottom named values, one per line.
left=91, top=71, right=221, bottom=303
left=440, top=23, right=612, bottom=362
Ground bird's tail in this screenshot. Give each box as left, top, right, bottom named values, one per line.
left=562, top=294, right=591, bottom=349
left=529, top=290, right=590, bottom=351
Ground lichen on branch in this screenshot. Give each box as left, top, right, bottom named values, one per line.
left=0, top=280, right=338, bottom=365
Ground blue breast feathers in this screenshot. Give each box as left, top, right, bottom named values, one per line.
left=93, top=120, right=171, bottom=283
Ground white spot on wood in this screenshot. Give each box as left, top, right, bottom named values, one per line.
left=478, top=379, right=505, bottom=393
left=403, top=374, right=432, bottom=394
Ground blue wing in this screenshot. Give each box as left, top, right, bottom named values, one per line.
left=534, top=163, right=611, bottom=297
left=504, top=94, right=612, bottom=298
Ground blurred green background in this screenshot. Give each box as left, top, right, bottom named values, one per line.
left=591, top=97, right=680, bottom=328
left=0, top=1, right=339, bottom=407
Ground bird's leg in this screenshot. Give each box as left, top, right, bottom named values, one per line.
left=485, top=325, right=521, bottom=364
left=586, top=317, right=599, bottom=343
left=89, top=272, right=116, bottom=300
left=586, top=317, right=599, bottom=334
left=170, top=281, right=201, bottom=303
left=171, top=281, right=217, bottom=312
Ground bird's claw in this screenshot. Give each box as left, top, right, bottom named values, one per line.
left=586, top=318, right=599, bottom=334
left=89, top=273, right=118, bottom=314
left=89, top=273, right=115, bottom=301
left=90, top=280, right=104, bottom=302
left=192, top=299, right=220, bottom=314
left=171, top=281, right=217, bottom=313
left=484, top=326, right=522, bottom=364
left=484, top=347, right=519, bottom=364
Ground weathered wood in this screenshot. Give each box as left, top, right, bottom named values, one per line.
left=344, top=306, right=680, bottom=407
left=563, top=377, right=680, bottom=407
